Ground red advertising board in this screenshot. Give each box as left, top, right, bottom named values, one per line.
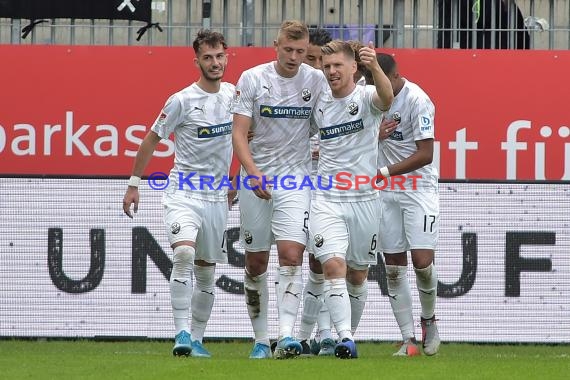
left=1, top=45, right=569, bottom=180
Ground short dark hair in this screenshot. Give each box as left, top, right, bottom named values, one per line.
left=193, top=29, right=227, bottom=55
left=309, top=28, right=332, bottom=47
left=377, top=53, right=397, bottom=76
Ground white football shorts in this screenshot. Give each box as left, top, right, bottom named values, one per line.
left=309, top=198, right=381, bottom=270
left=379, top=190, right=439, bottom=253
left=238, top=180, right=310, bottom=252
left=162, top=192, right=228, bottom=263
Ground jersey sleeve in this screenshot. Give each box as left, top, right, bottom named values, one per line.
left=151, top=93, right=184, bottom=139
left=410, top=95, right=435, bottom=141
left=230, top=69, right=257, bottom=118
left=364, top=85, right=384, bottom=116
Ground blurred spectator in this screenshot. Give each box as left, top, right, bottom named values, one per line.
left=438, top=0, right=530, bottom=49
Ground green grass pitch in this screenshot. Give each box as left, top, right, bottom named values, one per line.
left=0, top=340, right=568, bottom=380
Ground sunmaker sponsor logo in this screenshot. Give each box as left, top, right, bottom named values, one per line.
left=259, top=105, right=311, bottom=119
left=197, top=122, right=232, bottom=138
left=319, top=119, right=364, bottom=140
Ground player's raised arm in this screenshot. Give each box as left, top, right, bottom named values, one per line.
left=359, top=42, right=393, bottom=111
left=122, top=130, right=161, bottom=218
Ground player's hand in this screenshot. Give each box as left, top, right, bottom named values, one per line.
left=311, top=149, right=320, bottom=160
left=248, top=173, right=272, bottom=200
left=247, top=130, right=254, bottom=143
left=359, top=42, right=380, bottom=70
left=380, top=118, right=398, bottom=140
left=227, top=189, right=237, bottom=210
left=123, top=187, right=140, bottom=218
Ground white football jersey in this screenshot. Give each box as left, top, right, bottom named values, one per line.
left=231, top=62, right=327, bottom=177
left=313, top=85, right=384, bottom=202
left=151, top=82, right=235, bottom=201
left=378, top=79, right=439, bottom=192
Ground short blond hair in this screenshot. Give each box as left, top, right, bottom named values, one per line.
left=320, top=40, right=356, bottom=60
left=277, top=20, right=309, bottom=41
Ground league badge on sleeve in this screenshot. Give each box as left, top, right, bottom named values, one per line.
left=419, top=115, right=433, bottom=133
left=233, top=90, right=241, bottom=104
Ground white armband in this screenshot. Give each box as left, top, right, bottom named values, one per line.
left=379, top=166, right=391, bottom=178
left=128, top=176, right=141, bottom=187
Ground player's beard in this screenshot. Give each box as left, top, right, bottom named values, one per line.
left=199, top=62, right=225, bottom=82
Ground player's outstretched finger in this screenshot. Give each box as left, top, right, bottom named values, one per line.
left=123, top=204, right=133, bottom=218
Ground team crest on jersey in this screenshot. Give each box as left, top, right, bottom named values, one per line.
left=197, top=122, right=232, bottom=138
left=301, top=88, right=312, bottom=102
left=244, top=231, right=253, bottom=245
left=420, top=115, right=433, bottom=132
left=392, top=111, right=402, bottom=124
left=314, top=234, right=324, bottom=248
left=347, top=102, right=359, bottom=115
left=171, top=222, right=181, bottom=235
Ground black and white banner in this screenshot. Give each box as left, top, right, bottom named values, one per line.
left=0, top=178, right=568, bottom=343
left=0, top=1, right=151, bottom=22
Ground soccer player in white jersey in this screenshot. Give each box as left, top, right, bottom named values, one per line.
left=297, top=35, right=372, bottom=357
left=231, top=20, right=328, bottom=360
left=376, top=53, right=441, bottom=357
left=122, top=30, right=235, bottom=358
left=294, top=27, right=337, bottom=357
left=309, top=40, right=393, bottom=359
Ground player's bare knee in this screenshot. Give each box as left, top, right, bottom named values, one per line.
left=346, top=267, right=368, bottom=285
left=245, top=252, right=269, bottom=276
left=383, top=252, right=407, bottom=266
left=410, top=249, right=434, bottom=268
left=278, top=252, right=303, bottom=267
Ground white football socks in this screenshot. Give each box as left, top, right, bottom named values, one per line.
left=276, top=266, right=303, bottom=339
left=244, top=270, right=270, bottom=346
left=415, top=263, right=438, bottom=319
left=170, top=245, right=195, bottom=334
left=191, top=264, right=215, bottom=343
left=386, top=264, right=415, bottom=340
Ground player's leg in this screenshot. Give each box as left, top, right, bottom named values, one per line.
left=346, top=267, right=369, bottom=335
left=190, top=262, right=215, bottom=358
left=189, top=201, right=228, bottom=358
left=380, top=192, right=419, bottom=356
left=239, top=188, right=273, bottom=359
left=297, top=253, right=324, bottom=355
left=406, top=191, right=440, bottom=355
left=272, top=186, right=309, bottom=359
left=345, top=198, right=381, bottom=336
left=163, top=193, right=201, bottom=356
left=311, top=201, right=356, bottom=359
